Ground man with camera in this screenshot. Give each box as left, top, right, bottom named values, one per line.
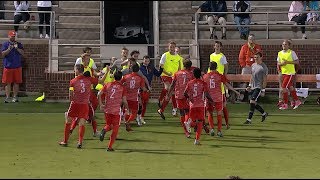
left=1, top=30, right=25, bottom=103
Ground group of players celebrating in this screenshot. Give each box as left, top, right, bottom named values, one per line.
left=58, top=39, right=302, bottom=151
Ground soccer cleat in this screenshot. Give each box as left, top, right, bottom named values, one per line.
left=203, top=124, right=210, bottom=134
left=99, top=129, right=106, bottom=142
left=185, top=132, right=191, bottom=138
left=125, top=123, right=133, bottom=132
left=93, top=131, right=100, bottom=137
left=277, top=101, right=283, bottom=107
left=140, top=118, right=146, bottom=124
left=293, top=100, right=302, bottom=110
left=107, top=147, right=115, bottom=152
left=210, top=129, right=215, bottom=136
left=184, top=118, right=192, bottom=133
left=157, top=109, right=165, bottom=120
left=243, top=120, right=252, bottom=124
left=59, top=141, right=68, bottom=147
left=279, top=103, right=288, bottom=110
left=12, top=97, right=19, bottom=103
left=290, top=101, right=295, bottom=108
left=172, top=108, right=177, bottom=116
left=4, top=97, right=9, bottom=103
left=217, top=131, right=223, bottom=137
left=136, top=116, right=142, bottom=126
left=194, top=139, right=201, bottom=145
left=261, top=112, right=268, bottom=122
left=77, top=143, right=82, bottom=149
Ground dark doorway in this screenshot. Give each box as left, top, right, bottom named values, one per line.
left=104, top=1, right=153, bottom=45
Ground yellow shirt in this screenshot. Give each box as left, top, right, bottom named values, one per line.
left=208, top=52, right=226, bottom=94
left=278, top=49, right=296, bottom=75
left=161, top=52, right=182, bottom=77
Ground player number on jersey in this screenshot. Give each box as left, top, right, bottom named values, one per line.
left=80, top=82, right=85, bottom=93
left=193, top=86, right=198, bottom=97
left=110, top=88, right=116, bottom=99
left=130, top=80, right=136, bottom=89
left=209, top=79, right=215, bottom=89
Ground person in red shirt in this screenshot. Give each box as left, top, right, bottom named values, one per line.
left=98, top=70, right=129, bottom=151
left=121, top=63, right=148, bottom=131
left=203, top=61, right=240, bottom=137
left=165, top=59, right=194, bottom=138
left=184, top=68, right=214, bottom=145
left=59, top=64, right=98, bottom=149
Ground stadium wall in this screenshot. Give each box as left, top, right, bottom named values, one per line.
left=1, top=43, right=320, bottom=101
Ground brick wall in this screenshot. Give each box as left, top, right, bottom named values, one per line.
left=1, top=42, right=319, bottom=100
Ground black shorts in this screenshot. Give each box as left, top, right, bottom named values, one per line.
left=249, top=88, right=261, bottom=101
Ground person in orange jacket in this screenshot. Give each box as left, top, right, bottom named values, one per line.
left=238, top=34, right=262, bottom=102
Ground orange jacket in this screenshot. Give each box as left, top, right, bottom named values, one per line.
left=238, top=43, right=262, bottom=67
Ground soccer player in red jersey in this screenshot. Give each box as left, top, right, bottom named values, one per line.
left=121, top=63, right=148, bottom=131
left=166, top=59, right=194, bottom=138
left=59, top=64, right=98, bottom=148
left=184, top=68, right=214, bottom=145
left=203, top=61, right=240, bottom=137
left=98, top=70, right=129, bottom=151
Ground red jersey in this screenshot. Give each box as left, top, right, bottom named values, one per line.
left=203, top=71, right=228, bottom=102
left=184, top=79, right=208, bottom=108
left=69, top=75, right=97, bottom=104
left=173, top=69, right=194, bottom=99
left=101, top=81, right=127, bottom=115
left=121, top=72, right=145, bottom=102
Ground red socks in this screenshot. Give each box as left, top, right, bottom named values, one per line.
left=208, top=113, right=214, bottom=129
left=108, top=125, right=120, bottom=149
left=63, top=123, right=71, bottom=143
left=78, top=125, right=85, bottom=144
left=159, top=89, right=167, bottom=103
left=223, top=107, right=229, bottom=125
left=195, top=121, right=203, bottom=140
left=217, top=114, right=222, bottom=131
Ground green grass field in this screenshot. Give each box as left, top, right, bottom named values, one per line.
left=1, top=95, right=320, bottom=178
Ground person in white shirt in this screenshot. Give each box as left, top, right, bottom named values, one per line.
left=13, top=1, right=30, bottom=35
left=37, top=1, right=52, bottom=39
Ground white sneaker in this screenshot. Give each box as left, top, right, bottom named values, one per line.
left=12, top=97, right=19, bottom=103
left=194, top=139, right=201, bottom=145
left=93, top=131, right=100, bottom=137
left=184, top=118, right=192, bottom=133
left=140, top=118, right=146, bottom=124
left=45, top=34, right=50, bottom=39
left=40, top=34, right=44, bottom=38
left=172, top=108, right=177, bottom=116
left=302, top=34, right=307, bottom=39
left=136, top=115, right=142, bottom=126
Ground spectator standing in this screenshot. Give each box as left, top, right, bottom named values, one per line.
left=13, top=1, right=31, bottom=36
left=1, top=30, right=24, bottom=103
left=37, top=1, right=52, bottom=39
left=238, top=34, right=262, bottom=102
left=197, top=1, right=227, bottom=39
left=0, top=1, right=5, bottom=20
left=289, top=1, right=308, bottom=39
left=233, top=1, right=251, bottom=40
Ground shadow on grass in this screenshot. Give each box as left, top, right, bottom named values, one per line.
left=210, top=144, right=291, bottom=150
left=209, top=137, right=305, bottom=143
left=111, top=148, right=210, bottom=156
left=271, top=122, right=320, bottom=126
left=132, top=129, right=184, bottom=135
left=233, top=128, right=293, bottom=133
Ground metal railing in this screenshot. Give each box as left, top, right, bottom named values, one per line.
left=50, top=43, right=199, bottom=73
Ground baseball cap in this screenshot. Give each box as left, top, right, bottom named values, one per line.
left=8, top=30, right=16, bottom=37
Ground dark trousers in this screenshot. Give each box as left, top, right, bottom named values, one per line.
left=291, top=14, right=307, bottom=33
left=0, top=1, right=4, bottom=19
left=38, top=7, right=52, bottom=35
left=14, top=12, right=30, bottom=32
